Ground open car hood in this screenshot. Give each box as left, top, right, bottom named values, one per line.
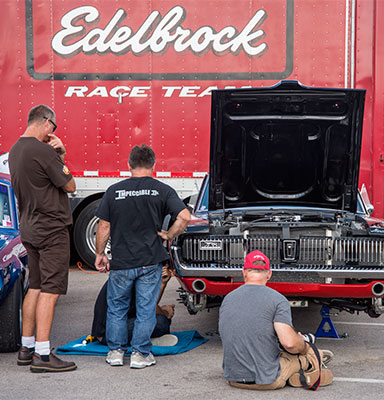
left=209, top=81, right=366, bottom=212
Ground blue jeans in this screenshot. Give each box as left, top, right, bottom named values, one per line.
left=126, top=314, right=171, bottom=345
left=106, top=264, right=162, bottom=355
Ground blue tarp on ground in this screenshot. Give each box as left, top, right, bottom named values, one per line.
left=56, top=330, right=208, bottom=356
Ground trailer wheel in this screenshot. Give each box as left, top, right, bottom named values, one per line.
left=0, top=276, right=22, bottom=352
left=73, top=199, right=111, bottom=268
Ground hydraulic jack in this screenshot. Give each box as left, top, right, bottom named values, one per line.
left=315, top=306, right=347, bottom=339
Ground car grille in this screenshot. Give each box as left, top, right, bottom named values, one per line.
left=176, top=234, right=384, bottom=276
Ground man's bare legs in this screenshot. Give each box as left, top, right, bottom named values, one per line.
left=22, top=289, right=40, bottom=337
left=35, top=293, right=59, bottom=341
left=21, top=290, right=76, bottom=372
left=22, top=289, right=59, bottom=341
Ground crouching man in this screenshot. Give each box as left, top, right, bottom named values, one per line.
left=219, top=251, right=333, bottom=390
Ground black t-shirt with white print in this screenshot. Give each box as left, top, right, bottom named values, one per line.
left=96, top=176, right=186, bottom=269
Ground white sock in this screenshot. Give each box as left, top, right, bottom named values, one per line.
left=21, top=336, right=35, bottom=349
left=35, top=341, right=50, bottom=356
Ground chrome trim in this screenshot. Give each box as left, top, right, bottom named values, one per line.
left=173, top=234, right=384, bottom=278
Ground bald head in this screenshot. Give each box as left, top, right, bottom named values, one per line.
left=243, top=263, right=272, bottom=285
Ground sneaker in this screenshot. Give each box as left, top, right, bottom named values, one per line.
left=130, top=351, right=156, bottom=369
left=307, top=348, right=334, bottom=367
left=321, top=349, right=334, bottom=365
left=106, top=349, right=125, bottom=366
left=151, top=334, right=178, bottom=347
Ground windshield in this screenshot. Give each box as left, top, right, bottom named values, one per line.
left=0, top=183, right=13, bottom=229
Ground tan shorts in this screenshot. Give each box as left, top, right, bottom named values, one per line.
left=23, top=228, right=70, bottom=295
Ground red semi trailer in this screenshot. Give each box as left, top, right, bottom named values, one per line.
left=0, top=0, right=383, bottom=267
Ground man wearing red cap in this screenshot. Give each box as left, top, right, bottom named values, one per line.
left=219, top=250, right=333, bottom=390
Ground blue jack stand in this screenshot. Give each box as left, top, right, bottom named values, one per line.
left=315, top=306, right=341, bottom=338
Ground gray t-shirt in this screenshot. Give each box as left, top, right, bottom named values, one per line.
left=218, top=284, right=292, bottom=384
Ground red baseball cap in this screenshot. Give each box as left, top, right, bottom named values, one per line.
left=243, top=251, right=270, bottom=270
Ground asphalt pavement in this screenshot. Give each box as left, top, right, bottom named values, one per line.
left=0, top=266, right=384, bottom=400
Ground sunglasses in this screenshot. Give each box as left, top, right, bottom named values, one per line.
left=43, top=117, right=57, bottom=132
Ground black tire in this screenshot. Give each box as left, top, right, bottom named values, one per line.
left=0, top=276, right=22, bottom=352
left=73, top=199, right=112, bottom=268
left=73, top=199, right=101, bottom=268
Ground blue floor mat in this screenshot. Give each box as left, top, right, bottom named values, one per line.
left=56, top=330, right=208, bottom=356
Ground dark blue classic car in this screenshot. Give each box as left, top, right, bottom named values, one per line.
left=0, top=172, right=28, bottom=352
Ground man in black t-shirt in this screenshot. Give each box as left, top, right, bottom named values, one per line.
left=95, top=144, right=190, bottom=368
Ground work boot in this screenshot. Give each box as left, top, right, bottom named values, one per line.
left=17, top=346, right=34, bottom=366
left=30, top=352, right=77, bottom=373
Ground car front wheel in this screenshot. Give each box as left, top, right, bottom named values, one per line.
left=0, top=275, right=22, bottom=352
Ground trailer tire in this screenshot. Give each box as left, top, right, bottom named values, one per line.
left=0, top=276, right=22, bottom=352
left=73, top=199, right=102, bottom=269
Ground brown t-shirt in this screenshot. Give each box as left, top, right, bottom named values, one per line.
left=8, top=137, right=73, bottom=245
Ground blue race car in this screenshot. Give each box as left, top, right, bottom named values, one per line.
left=0, top=172, right=28, bottom=352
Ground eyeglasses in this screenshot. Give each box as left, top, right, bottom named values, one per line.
left=43, top=117, right=57, bottom=132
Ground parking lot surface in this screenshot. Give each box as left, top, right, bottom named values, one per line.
left=1, top=267, right=383, bottom=400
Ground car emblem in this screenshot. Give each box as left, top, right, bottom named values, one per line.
left=282, top=239, right=297, bottom=262
left=199, top=240, right=223, bottom=251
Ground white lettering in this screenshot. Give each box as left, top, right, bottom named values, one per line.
left=52, top=6, right=268, bottom=58
left=129, top=86, right=150, bottom=97
left=115, top=190, right=126, bottom=200
left=162, top=86, right=182, bottom=97
left=198, top=86, right=218, bottom=97
left=115, top=189, right=158, bottom=199
left=189, top=27, right=215, bottom=53
left=2, top=243, right=25, bottom=263
left=63, top=85, right=258, bottom=99
left=212, top=27, right=237, bottom=54
left=110, top=86, right=130, bottom=98
left=180, top=86, right=200, bottom=97
left=87, top=87, right=109, bottom=97
left=129, top=11, right=160, bottom=53
left=52, top=6, right=100, bottom=56
left=228, top=10, right=267, bottom=56
left=109, top=27, right=132, bottom=53
left=64, top=86, right=88, bottom=97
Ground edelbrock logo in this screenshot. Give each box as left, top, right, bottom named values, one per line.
left=199, top=240, right=223, bottom=251
left=51, top=5, right=268, bottom=58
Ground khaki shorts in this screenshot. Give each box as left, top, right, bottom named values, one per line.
left=23, top=228, right=70, bottom=295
